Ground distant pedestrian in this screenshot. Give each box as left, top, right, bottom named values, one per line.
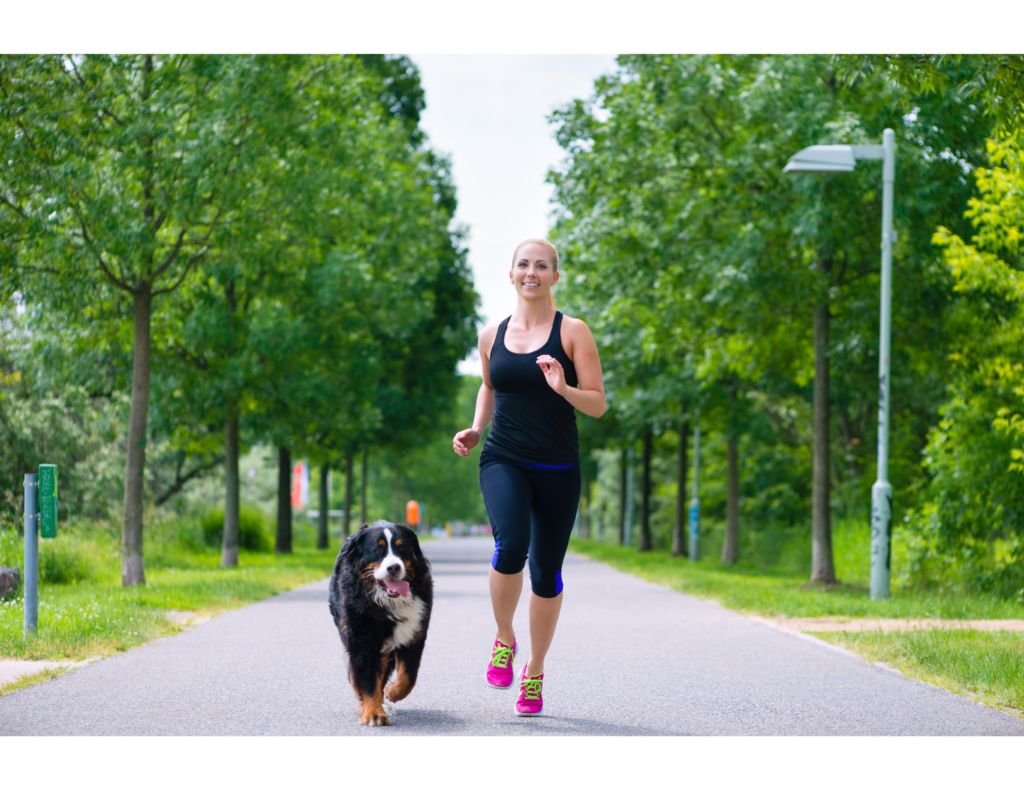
left=453, top=238, right=606, bottom=716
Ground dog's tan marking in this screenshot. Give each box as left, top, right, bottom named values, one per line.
left=358, top=689, right=390, bottom=726
left=384, top=658, right=416, bottom=704
left=378, top=538, right=386, bottom=547
left=360, top=562, right=380, bottom=595
left=356, top=669, right=390, bottom=726
left=394, top=538, right=402, bottom=547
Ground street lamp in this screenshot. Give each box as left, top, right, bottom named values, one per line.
left=784, top=129, right=896, bottom=600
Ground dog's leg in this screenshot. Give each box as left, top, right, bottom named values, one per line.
left=385, top=636, right=426, bottom=704
left=381, top=652, right=398, bottom=717
left=350, top=645, right=391, bottom=726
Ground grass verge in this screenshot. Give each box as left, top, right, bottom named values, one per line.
left=0, top=546, right=337, bottom=663
left=568, top=539, right=1024, bottom=619
left=815, top=630, right=1024, bottom=716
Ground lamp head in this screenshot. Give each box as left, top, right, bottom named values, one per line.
left=783, top=145, right=856, bottom=174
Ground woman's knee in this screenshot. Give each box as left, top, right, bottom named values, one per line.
left=528, top=560, right=564, bottom=598
left=492, top=534, right=529, bottom=575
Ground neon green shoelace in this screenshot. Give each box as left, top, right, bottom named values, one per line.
left=491, top=643, right=514, bottom=669
left=520, top=677, right=542, bottom=700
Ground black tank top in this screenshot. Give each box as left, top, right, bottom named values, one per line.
left=481, top=311, right=580, bottom=467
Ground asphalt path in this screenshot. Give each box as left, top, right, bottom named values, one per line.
left=2, top=537, right=1022, bottom=735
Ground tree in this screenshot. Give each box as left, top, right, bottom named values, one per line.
left=910, top=133, right=1024, bottom=594
left=550, top=55, right=992, bottom=578
left=0, top=55, right=276, bottom=584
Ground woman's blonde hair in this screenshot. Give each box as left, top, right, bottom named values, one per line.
left=511, top=238, right=560, bottom=308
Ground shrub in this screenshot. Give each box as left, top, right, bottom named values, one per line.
left=200, top=505, right=272, bottom=552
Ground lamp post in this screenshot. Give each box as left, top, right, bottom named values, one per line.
left=784, top=129, right=896, bottom=600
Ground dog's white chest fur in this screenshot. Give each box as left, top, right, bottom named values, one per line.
left=381, top=594, right=426, bottom=654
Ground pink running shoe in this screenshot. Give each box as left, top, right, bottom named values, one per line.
left=515, top=665, right=544, bottom=716
left=486, top=638, right=517, bottom=689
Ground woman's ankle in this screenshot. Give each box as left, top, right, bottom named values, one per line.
left=496, top=630, right=515, bottom=646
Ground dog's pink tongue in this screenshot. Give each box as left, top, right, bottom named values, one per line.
left=385, top=579, right=410, bottom=598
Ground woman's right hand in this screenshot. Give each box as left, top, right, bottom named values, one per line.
left=453, top=428, right=482, bottom=457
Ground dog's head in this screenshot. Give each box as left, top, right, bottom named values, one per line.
left=340, top=520, right=425, bottom=602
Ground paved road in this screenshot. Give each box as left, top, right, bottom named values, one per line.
left=2, top=537, right=1022, bottom=735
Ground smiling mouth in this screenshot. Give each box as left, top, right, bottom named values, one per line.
left=376, top=578, right=410, bottom=598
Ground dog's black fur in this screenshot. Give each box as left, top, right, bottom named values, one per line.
left=328, top=520, right=432, bottom=726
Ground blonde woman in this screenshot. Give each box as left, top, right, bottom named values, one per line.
left=453, top=238, right=606, bottom=716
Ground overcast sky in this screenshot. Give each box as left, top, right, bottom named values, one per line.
left=411, top=55, right=619, bottom=374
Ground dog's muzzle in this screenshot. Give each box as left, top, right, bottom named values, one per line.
left=376, top=578, right=409, bottom=598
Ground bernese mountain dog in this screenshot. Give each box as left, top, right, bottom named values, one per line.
left=328, top=520, right=433, bottom=726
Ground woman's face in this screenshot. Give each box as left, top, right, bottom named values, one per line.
left=511, top=243, right=558, bottom=301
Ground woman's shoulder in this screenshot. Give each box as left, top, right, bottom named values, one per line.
left=479, top=321, right=503, bottom=358
left=558, top=313, right=594, bottom=338
left=558, top=313, right=595, bottom=359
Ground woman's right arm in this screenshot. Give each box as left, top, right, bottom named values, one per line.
left=453, top=325, right=497, bottom=457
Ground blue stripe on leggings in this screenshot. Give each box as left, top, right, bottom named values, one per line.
left=491, top=537, right=501, bottom=568
left=555, top=569, right=563, bottom=595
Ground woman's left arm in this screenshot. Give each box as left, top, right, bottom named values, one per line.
left=536, top=318, right=607, bottom=418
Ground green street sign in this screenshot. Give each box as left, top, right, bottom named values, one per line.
left=39, top=464, right=57, bottom=539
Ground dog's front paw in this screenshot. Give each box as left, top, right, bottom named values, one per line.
left=383, top=696, right=396, bottom=717
left=360, top=709, right=390, bottom=726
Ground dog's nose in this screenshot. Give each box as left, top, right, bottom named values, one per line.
left=387, top=563, right=402, bottom=577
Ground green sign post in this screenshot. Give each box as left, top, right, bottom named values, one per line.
left=39, top=464, right=58, bottom=539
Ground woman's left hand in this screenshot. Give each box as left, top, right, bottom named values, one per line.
left=536, top=355, right=567, bottom=396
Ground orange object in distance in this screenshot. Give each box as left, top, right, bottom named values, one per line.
left=405, top=500, right=421, bottom=525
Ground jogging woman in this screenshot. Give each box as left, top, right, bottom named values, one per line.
left=452, top=238, right=606, bottom=716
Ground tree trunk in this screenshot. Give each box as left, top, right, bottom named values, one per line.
left=672, top=420, right=689, bottom=557
left=221, top=405, right=240, bottom=567
left=276, top=445, right=292, bottom=554
left=360, top=448, right=368, bottom=525
left=318, top=464, right=330, bottom=549
left=122, top=286, right=153, bottom=586
left=618, top=447, right=628, bottom=546
left=722, top=434, right=740, bottom=565
left=639, top=425, right=653, bottom=551
left=343, top=452, right=354, bottom=538
left=811, top=300, right=836, bottom=582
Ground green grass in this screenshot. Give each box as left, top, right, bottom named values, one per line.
left=0, top=513, right=340, bottom=663
left=815, top=630, right=1024, bottom=715
left=568, top=538, right=1024, bottom=620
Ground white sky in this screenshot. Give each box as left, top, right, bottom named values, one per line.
left=412, top=55, right=619, bottom=375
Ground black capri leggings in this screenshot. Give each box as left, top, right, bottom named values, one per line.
left=479, top=460, right=581, bottom=598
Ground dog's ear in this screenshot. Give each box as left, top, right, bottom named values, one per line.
left=401, top=525, right=427, bottom=562
left=339, top=531, right=363, bottom=562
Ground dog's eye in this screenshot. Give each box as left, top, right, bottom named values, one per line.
left=378, top=539, right=386, bottom=547
left=394, top=539, right=402, bottom=547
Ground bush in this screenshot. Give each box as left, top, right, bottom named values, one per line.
left=200, top=505, right=272, bottom=552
